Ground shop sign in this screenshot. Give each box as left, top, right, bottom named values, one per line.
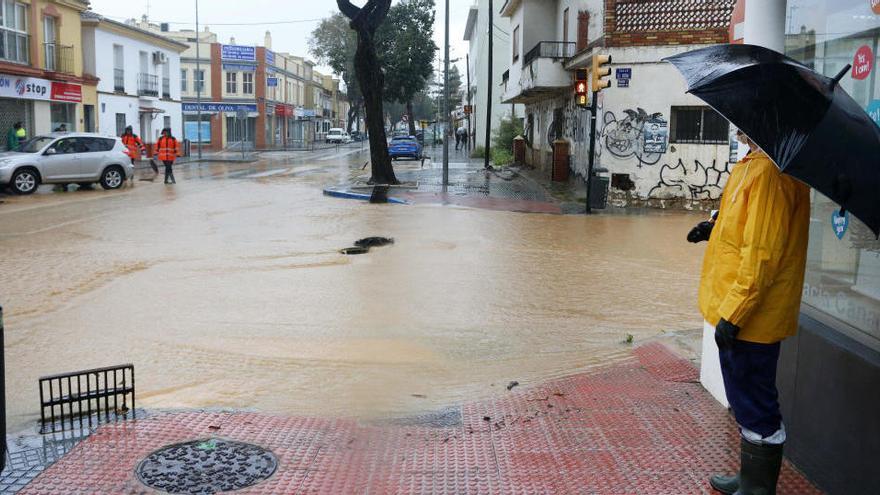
left=642, top=117, right=668, bottom=154
left=0, top=74, right=50, bottom=101
left=51, top=82, right=82, bottom=103
left=221, top=44, right=256, bottom=62
left=851, top=45, right=874, bottom=80
left=267, top=77, right=278, bottom=87
left=222, top=63, right=256, bottom=72
left=275, top=105, right=293, bottom=117
left=266, top=50, right=275, bottom=66
left=832, top=210, right=849, bottom=240
left=867, top=100, right=880, bottom=128
left=182, top=102, right=257, bottom=114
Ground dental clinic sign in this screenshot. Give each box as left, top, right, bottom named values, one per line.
left=0, top=74, right=81, bottom=102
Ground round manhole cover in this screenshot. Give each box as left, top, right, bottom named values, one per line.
left=136, top=439, right=278, bottom=494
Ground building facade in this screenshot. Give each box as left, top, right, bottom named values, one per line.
left=463, top=0, right=524, bottom=150
left=0, top=0, right=96, bottom=149
left=500, top=0, right=735, bottom=209
left=81, top=13, right=186, bottom=154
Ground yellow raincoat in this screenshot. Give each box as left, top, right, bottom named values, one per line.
left=699, top=149, right=811, bottom=344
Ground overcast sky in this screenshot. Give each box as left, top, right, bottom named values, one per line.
left=87, top=0, right=472, bottom=77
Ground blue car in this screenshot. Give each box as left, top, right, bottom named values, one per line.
left=388, top=136, right=423, bottom=160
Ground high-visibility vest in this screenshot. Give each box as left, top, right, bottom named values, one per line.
left=121, top=134, right=143, bottom=157
left=156, top=136, right=179, bottom=162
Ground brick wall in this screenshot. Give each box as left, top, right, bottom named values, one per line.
left=604, top=0, right=733, bottom=48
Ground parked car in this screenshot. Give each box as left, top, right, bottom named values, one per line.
left=388, top=135, right=423, bottom=160
left=0, top=133, right=134, bottom=195
left=326, top=128, right=352, bottom=144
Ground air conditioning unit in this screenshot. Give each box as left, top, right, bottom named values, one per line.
left=152, top=51, right=167, bottom=65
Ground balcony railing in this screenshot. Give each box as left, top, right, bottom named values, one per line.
left=523, top=41, right=576, bottom=67
left=138, top=73, right=158, bottom=97
left=162, top=77, right=170, bottom=98
left=114, top=68, right=124, bottom=92
left=44, top=43, right=75, bottom=74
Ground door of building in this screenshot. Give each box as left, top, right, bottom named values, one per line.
left=84, top=105, right=95, bottom=133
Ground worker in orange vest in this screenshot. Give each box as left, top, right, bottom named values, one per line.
left=156, top=128, right=180, bottom=184
left=121, top=126, right=145, bottom=184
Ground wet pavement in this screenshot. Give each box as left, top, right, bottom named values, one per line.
left=0, top=144, right=730, bottom=492
left=16, top=343, right=820, bottom=494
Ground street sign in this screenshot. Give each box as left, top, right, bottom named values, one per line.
left=617, top=79, right=630, bottom=88
left=616, top=68, right=632, bottom=79
left=267, top=77, right=279, bottom=87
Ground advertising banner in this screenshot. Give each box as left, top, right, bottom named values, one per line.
left=50, top=82, right=82, bottom=103
left=221, top=45, right=256, bottom=62
left=0, top=74, right=51, bottom=101
left=222, top=63, right=256, bottom=72
left=183, top=102, right=258, bottom=114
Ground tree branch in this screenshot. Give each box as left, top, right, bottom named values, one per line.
left=367, top=0, right=392, bottom=30
left=336, top=0, right=361, bottom=21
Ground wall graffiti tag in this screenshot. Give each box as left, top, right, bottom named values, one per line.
left=647, top=158, right=731, bottom=200
left=602, top=108, right=667, bottom=167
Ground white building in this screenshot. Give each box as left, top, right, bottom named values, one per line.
left=81, top=12, right=186, bottom=153
left=463, top=0, right=523, bottom=150
left=500, top=0, right=736, bottom=209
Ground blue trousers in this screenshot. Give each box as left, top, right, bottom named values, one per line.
left=719, top=340, right=783, bottom=438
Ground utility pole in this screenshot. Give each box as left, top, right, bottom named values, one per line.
left=195, top=0, right=203, bottom=159
left=484, top=0, right=493, bottom=170
left=585, top=91, right=598, bottom=214
left=442, top=0, right=450, bottom=188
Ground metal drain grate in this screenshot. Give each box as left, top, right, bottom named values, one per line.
left=136, top=439, right=278, bottom=494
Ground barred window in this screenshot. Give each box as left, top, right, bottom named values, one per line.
left=670, top=106, right=729, bottom=144
left=0, top=1, right=29, bottom=64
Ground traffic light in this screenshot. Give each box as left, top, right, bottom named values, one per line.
left=592, top=54, right=613, bottom=92
left=574, top=68, right=589, bottom=108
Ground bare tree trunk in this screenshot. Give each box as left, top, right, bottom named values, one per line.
left=406, top=100, right=417, bottom=136
left=338, top=0, right=397, bottom=185
left=347, top=105, right=357, bottom=134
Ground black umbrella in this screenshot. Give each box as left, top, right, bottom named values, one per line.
left=664, top=44, right=880, bottom=236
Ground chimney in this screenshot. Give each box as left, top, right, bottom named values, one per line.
left=264, top=31, right=272, bottom=50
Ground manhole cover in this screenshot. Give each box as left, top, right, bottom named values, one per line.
left=136, top=439, right=277, bottom=494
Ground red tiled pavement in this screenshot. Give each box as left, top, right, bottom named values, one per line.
left=20, top=343, right=822, bottom=494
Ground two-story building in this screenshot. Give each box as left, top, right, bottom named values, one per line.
left=81, top=13, right=186, bottom=154
left=500, top=0, right=736, bottom=209
left=463, top=0, right=524, bottom=150
left=0, top=0, right=96, bottom=148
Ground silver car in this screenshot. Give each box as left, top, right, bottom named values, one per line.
left=0, top=132, right=134, bottom=195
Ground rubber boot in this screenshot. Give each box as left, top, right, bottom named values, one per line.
left=709, top=474, right=739, bottom=494
left=735, top=439, right=783, bottom=495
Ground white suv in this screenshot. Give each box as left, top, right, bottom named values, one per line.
left=0, top=133, right=134, bottom=195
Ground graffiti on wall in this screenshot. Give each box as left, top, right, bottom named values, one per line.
left=647, top=158, right=731, bottom=200
left=601, top=108, right=667, bottom=167
left=546, top=98, right=587, bottom=147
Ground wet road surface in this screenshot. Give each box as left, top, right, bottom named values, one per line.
left=0, top=144, right=708, bottom=431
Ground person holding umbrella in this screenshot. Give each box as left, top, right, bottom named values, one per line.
left=668, top=44, right=880, bottom=495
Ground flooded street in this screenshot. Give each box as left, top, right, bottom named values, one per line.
left=0, top=148, right=707, bottom=431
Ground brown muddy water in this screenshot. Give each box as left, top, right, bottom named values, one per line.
left=0, top=158, right=707, bottom=431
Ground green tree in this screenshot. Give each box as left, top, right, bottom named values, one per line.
left=379, top=0, right=437, bottom=136
left=309, top=14, right=362, bottom=133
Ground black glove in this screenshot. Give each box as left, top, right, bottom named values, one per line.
left=687, top=221, right=715, bottom=243
left=715, top=318, right=740, bottom=350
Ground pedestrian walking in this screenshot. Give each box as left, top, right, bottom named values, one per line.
left=690, top=130, right=810, bottom=495
left=121, top=126, right=145, bottom=185
left=6, top=122, right=24, bottom=151
left=156, top=128, right=180, bottom=185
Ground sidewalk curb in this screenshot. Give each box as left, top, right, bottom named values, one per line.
left=322, top=188, right=408, bottom=205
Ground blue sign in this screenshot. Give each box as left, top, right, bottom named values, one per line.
left=832, top=210, right=849, bottom=240
left=266, top=50, right=275, bottom=66
left=222, top=63, right=256, bottom=72
left=184, top=121, right=211, bottom=143
left=183, top=103, right=258, bottom=113
left=267, top=77, right=279, bottom=87
left=867, top=100, right=880, bottom=129
left=616, top=68, right=632, bottom=79
left=221, top=45, right=256, bottom=61
left=618, top=79, right=630, bottom=88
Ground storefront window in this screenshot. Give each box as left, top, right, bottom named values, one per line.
left=786, top=0, right=880, bottom=345
left=50, top=103, right=74, bottom=132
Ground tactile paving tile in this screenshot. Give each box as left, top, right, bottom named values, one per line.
left=19, top=343, right=823, bottom=494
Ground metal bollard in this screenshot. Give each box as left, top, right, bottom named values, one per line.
left=1, top=306, right=6, bottom=472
